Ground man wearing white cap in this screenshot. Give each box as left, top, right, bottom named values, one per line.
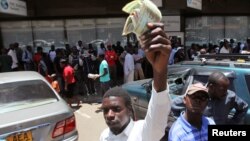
left=168, top=83, right=215, bottom=141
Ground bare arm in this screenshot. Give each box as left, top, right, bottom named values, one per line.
left=138, top=22, right=172, bottom=141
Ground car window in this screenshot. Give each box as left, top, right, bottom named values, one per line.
left=193, top=75, right=208, bottom=84
left=193, top=75, right=235, bottom=91
left=245, top=75, right=250, bottom=95
left=0, top=80, right=58, bottom=112
left=168, top=73, right=185, bottom=95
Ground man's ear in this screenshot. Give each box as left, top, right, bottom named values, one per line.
left=207, top=83, right=214, bottom=87
left=207, top=83, right=214, bottom=91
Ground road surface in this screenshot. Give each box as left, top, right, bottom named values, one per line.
left=74, top=103, right=107, bottom=141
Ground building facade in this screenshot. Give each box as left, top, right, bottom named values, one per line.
left=0, top=0, right=250, bottom=50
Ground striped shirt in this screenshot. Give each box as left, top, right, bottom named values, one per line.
left=168, top=112, right=215, bottom=141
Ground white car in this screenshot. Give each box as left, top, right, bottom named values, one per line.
left=0, top=71, right=78, bottom=141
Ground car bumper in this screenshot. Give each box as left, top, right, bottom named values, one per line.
left=62, top=130, right=78, bottom=141
left=63, top=134, right=78, bottom=141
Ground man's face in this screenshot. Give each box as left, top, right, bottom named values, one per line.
left=209, top=78, right=229, bottom=99
left=72, top=47, right=78, bottom=54
left=184, top=92, right=209, bottom=115
left=101, top=96, right=131, bottom=134
left=60, top=62, right=65, bottom=68
left=27, top=46, right=32, bottom=51
left=78, top=41, right=82, bottom=46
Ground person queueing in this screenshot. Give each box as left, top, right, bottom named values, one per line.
left=50, top=73, right=60, bottom=94
left=93, top=54, right=111, bottom=97
left=60, top=59, right=80, bottom=107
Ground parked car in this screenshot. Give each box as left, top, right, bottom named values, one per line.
left=29, top=39, right=53, bottom=47
left=122, top=55, right=250, bottom=127
left=88, top=39, right=106, bottom=56
left=0, top=71, right=78, bottom=141
left=28, top=39, right=65, bottom=53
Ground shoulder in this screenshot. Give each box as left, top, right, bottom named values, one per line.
left=168, top=118, right=184, bottom=140
left=226, top=90, right=241, bottom=101
left=102, top=60, right=108, bottom=64
left=226, top=90, right=248, bottom=105
left=170, top=117, right=183, bottom=132
left=7, top=50, right=12, bottom=54
left=100, top=60, right=108, bottom=67
left=100, top=128, right=110, bottom=141
left=65, top=65, right=73, bottom=71
left=204, top=116, right=215, bottom=125
left=227, top=90, right=236, bottom=96
left=126, top=120, right=144, bottom=138
left=134, top=120, right=144, bottom=126
left=68, top=54, right=73, bottom=58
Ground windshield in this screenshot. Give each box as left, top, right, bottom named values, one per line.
left=0, top=80, right=58, bottom=113
left=168, top=73, right=185, bottom=95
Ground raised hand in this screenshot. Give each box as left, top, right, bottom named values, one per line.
left=139, top=23, right=171, bottom=74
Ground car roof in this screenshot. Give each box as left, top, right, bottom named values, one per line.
left=169, top=65, right=237, bottom=77
left=178, top=60, right=250, bottom=69
left=197, top=54, right=250, bottom=67
left=193, top=67, right=236, bottom=77
left=0, top=71, right=46, bottom=84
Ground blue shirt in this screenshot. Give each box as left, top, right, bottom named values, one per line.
left=171, top=90, right=249, bottom=124
left=99, top=59, right=110, bottom=82
left=168, top=112, right=215, bottom=141
left=168, top=48, right=177, bottom=65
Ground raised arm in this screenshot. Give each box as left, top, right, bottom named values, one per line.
left=138, top=22, right=172, bottom=141
left=139, top=23, right=171, bottom=92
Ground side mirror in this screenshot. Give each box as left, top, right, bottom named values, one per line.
left=175, top=78, right=183, bottom=84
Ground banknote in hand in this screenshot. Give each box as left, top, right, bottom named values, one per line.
left=122, top=0, right=162, bottom=37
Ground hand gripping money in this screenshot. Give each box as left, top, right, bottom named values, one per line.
left=122, top=0, right=162, bottom=37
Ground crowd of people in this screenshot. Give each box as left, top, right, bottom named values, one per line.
left=0, top=21, right=250, bottom=141
left=0, top=38, right=154, bottom=107
left=167, top=37, right=250, bottom=65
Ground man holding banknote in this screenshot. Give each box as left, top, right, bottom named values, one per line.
left=99, top=1, right=172, bottom=140
left=99, top=21, right=172, bottom=141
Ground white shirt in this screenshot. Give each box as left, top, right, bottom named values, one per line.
left=7, top=49, right=18, bottom=69
left=49, top=50, right=56, bottom=62
left=219, top=46, right=230, bottom=53
left=76, top=44, right=82, bottom=51
left=133, top=53, right=143, bottom=69
left=100, top=85, right=171, bottom=141
left=98, top=47, right=106, bottom=56
left=124, top=53, right=134, bottom=76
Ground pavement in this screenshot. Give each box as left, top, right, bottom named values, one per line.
left=82, top=95, right=103, bottom=103
left=74, top=103, right=107, bottom=141
left=67, top=93, right=103, bottom=111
